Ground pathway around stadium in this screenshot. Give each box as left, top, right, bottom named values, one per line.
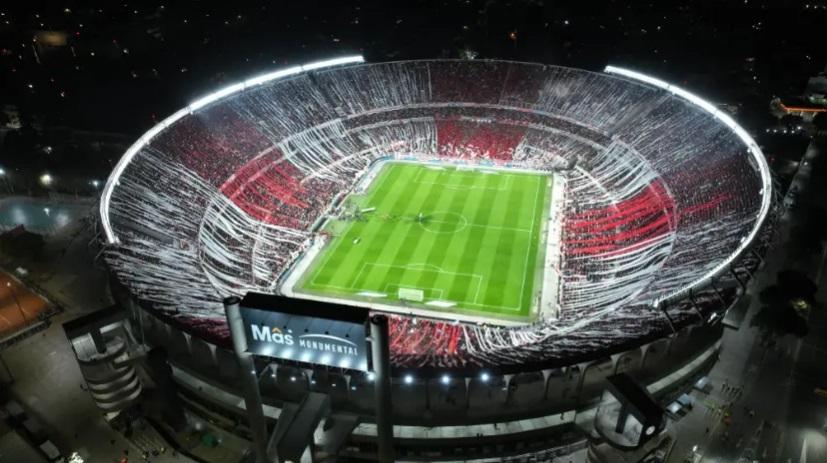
left=668, top=138, right=827, bottom=463
left=0, top=215, right=200, bottom=462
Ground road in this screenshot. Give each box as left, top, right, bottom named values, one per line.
left=0, top=217, right=197, bottom=462
left=670, top=138, right=827, bottom=463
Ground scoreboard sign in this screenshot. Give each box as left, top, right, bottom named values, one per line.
left=238, top=293, right=370, bottom=371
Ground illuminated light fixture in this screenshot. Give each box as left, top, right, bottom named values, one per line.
left=0, top=167, right=5, bottom=176
left=441, top=374, right=450, bottom=385
left=39, top=173, right=53, bottom=187
left=290, top=376, right=297, bottom=382
left=480, top=372, right=490, bottom=382
left=367, top=372, right=376, bottom=382
left=403, top=374, right=414, bottom=385
left=99, top=55, right=365, bottom=244
left=604, top=65, right=772, bottom=305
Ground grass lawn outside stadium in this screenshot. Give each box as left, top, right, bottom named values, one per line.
left=293, top=161, right=553, bottom=325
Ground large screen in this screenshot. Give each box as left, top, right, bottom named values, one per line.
left=238, top=294, right=370, bottom=371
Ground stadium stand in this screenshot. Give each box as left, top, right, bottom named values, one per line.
left=104, top=60, right=773, bottom=370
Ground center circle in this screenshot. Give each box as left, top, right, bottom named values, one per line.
left=418, top=212, right=468, bottom=234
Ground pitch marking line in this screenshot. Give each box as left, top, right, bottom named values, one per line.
left=303, top=164, right=545, bottom=316
left=418, top=211, right=531, bottom=235
left=383, top=284, right=444, bottom=300
left=362, top=262, right=491, bottom=305
left=309, top=279, right=523, bottom=313
left=354, top=262, right=522, bottom=313
left=419, top=212, right=469, bottom=234
left=307, top=163, right=400, bottom=288
left=413, top=167, right=513, bottom=191
left=517, top=175, right=544, bottom=309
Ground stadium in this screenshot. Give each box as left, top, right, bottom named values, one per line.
left=100, top=57, right=776, bottom=460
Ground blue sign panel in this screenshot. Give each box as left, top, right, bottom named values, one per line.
left=239, top=294, right=370, bottom=371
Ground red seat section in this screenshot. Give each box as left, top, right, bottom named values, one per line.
left=436, top=119, right=526, bottom=161
left=220, top=151, right=337, bottom=229
left=151, top=105, right=271, bottom=186
left=565, top=180, right=675, bottom=257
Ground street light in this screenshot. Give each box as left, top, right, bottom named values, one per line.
left=39, top=173, right=53, bottom=187
left=0, top=167, right=11, bottom=194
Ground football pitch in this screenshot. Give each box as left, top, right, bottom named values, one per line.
left=296, top=162, right=551, bottom=324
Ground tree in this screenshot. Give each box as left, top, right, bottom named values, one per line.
left=780, top=114, right=803, bottom=129
left=788, top=203, right=827, bottom=259
left=752, top=270, right=816, bottom=341
left=777, top=270, right=818, bottom=303
left=814, top=112, right=827, bottom=134
left=752, top=302, right=809, bottom=339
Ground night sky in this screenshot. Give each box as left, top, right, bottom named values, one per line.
left=0, top=0, right=824, bottom=192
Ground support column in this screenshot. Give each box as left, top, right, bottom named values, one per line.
left=688, top=289, right=705, bottom=323
left=224, top=297, right=269, bottom=463
left=370, top=315, right=394, bottom=463
left=615, top=404, right=629, bottom=434
left=503, top=374, right=514, bottom=404
left=729, top=264, right=746, bottom=290
left=465, top=377, right=472, bottom=409
left=90, top=328, right=106, bottom=354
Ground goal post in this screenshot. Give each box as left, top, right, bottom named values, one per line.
left=398, top=287, right=424, bottom=302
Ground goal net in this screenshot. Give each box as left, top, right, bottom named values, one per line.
left=398, top=288, right=424, bottom=302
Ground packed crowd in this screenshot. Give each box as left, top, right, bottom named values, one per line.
left=106, top=60, right=771, bottom=369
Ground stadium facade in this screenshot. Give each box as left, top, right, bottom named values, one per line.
left=100, top=57, right=776, bottom=460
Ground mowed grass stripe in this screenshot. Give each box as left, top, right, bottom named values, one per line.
left=482, top=176, right=531, bottom=311
left=467, top=172, right=524, bottom=312
left=444, top=172, right=502, bottom=307
left=521, top=177, right=548, bottom=309
left=392, top=169, right=465, bottom=290
left=365, top=167, right=450, bottom=291
left=299, top=162, right=550, bottom=322
left=310, top=165, right=406, bottom=290
left=413, top=169, right=483, bottom=300
left=348, top=166, right=431, bottom=290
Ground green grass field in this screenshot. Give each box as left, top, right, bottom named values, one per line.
left=296, top=162, right=550, bottom=323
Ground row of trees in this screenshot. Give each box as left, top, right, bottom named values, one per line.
left=752, top=270, right=816, bottom=340
left=751, top=134, right=827, bottom=341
